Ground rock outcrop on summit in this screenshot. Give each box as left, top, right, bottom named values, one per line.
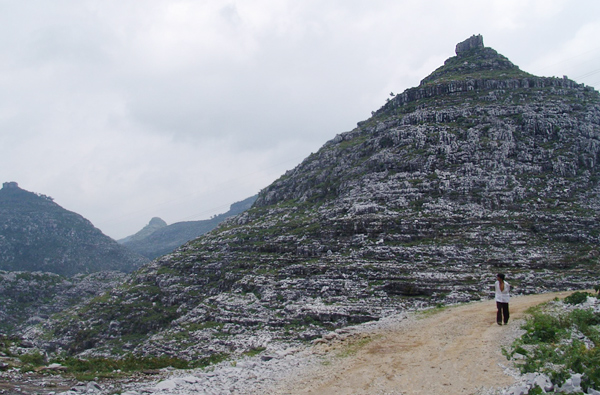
left=39, top=36, right=600, bottom=361
left=455, top=34, right=484, bottom=55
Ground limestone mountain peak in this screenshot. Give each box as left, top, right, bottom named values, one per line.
left=419, top=34, right=527, bottom=86
left=36, top=38, right=600, bottom=362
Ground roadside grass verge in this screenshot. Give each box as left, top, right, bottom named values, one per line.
left=18, top=353, right=229, bottom=381
left=504, top=291, right=599, bottom=392
left=416, top=303, right=448, bottom=319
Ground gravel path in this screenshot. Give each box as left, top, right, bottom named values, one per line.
left=267, top=291, right=574, bottom=395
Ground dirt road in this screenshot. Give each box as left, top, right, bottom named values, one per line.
left=272, top=291, right=574, bottom=395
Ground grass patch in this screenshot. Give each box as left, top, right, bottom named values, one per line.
left=416, top=304, right=448, bottom=319
left=243, top=346, right=266, bottom=357
left=44, top=353, right=229, bottom=380
left=336, top=335, right=376, bottom=358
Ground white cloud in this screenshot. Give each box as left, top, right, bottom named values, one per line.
left=525, top=22, right=600, bottom=83
left=1, top=0, right=599, bottom=239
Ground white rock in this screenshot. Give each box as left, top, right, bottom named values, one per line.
left=323, top=332, right=338, bottom=341
left=533, top=374, right=553, bottom=392
left=154, top=379, right=178, bottom=391
left=557, top=373, right=583, bottom=393
left=505, top=385, right=528, bottom=395
left=180, top=375, right=201, bottom=384
left=86, top=381, right=102, bottom=392
left=236, top=361, right=256, bottom=369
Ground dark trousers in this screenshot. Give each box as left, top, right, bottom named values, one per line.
left=496, top=302, right=509, bottom=324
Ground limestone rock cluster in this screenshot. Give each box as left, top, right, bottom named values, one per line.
left=37, top=37, right=600, bottom=362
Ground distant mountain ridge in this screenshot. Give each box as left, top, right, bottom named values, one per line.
left=0, top=182, right=148, bottom=276
left=119, top=195, right=258, bottom=259
left=118, top=217, right=167, bottom=244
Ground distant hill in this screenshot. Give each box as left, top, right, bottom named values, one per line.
left=119, top=195, right=258, bottom=259
left=0, top=182, right=148, bottom=276
left=118, top=217, right=167, bottom=244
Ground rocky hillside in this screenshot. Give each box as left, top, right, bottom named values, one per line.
left=0, top=270, right=127, bottom=334
left=0, top=182, right=148, bottom=276
left=38, top=35, right=599, bottom=361
left=119, top=195, right=258, bottom=260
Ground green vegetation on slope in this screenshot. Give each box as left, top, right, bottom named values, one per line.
left=505, top=292, right=600, bottom=392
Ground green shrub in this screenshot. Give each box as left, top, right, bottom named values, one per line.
left=561, top=340, right=600, bottom=390
left=521, top=312, right=569, bottom=343
left=564, top=291, right=593, bottom=305
left=243, top=346, right=266, bottom=357
left=570, top=308, right=600, bottom=342
left=508, top=306, right=600, bottom=391
left=527, top=385, right=544, bottom=395
left=54, top=353, right=229, bottom=380
left=19, top=351, right=46, bottom=368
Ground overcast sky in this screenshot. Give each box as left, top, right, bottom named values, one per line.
left=1, top=0, right=599, bottom=239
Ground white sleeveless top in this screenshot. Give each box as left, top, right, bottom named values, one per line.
left=495, top=280, right=510, bottom=303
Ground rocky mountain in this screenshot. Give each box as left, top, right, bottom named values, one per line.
left=119, top=195, right=258, bottom=260
left=37, top=35, right=599, bottom=361
left=0, top=182, right=148, bottom=276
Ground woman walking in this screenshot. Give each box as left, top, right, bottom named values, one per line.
left=495, top=273, right=510, bottom=325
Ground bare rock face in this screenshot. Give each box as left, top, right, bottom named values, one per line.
left=37, top=36, right=600, bottom=362
left=455, top=34, right=484, bottom=55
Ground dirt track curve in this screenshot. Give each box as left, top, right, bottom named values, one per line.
left=271, top=291, right=575, bottom=395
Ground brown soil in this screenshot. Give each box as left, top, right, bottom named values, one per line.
left=272, top=291, right=574, bottom=395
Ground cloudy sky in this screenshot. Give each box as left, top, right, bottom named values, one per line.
left=1, top=0, right=599, bottom=239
